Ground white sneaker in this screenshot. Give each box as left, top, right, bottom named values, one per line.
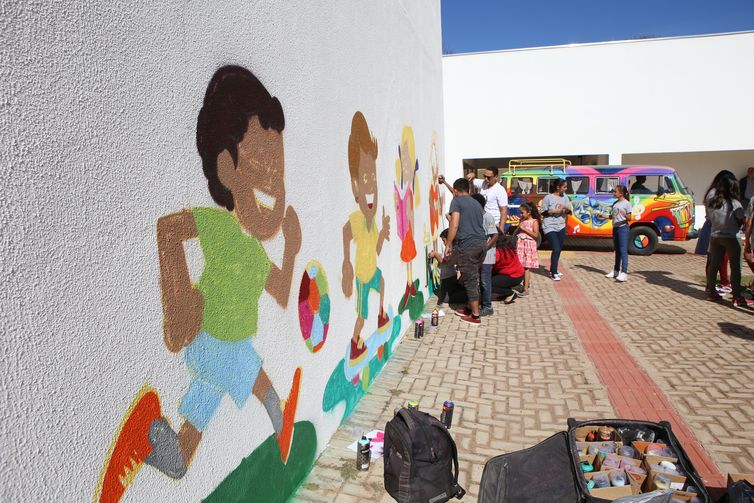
left=616, top=272, right=628, bottom=282
left=555, top=272, right=564, bottom=278
left=716, top=285, right=733, bottom=294
left=551, top=274, right=561, bottom=281
left=605, top=270, right=616, bottom=279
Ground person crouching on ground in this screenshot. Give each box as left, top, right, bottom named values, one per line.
left=429, top=228, right=467, bottom=307
left=471, top=193, right=498, bottom=316
left=445, top=178, right=488, bottom=325
left=492, top=234, right=524, bottom=304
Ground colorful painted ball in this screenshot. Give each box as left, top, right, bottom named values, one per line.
left=298, top=260, right=330, bottom=353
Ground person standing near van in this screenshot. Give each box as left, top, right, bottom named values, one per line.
left=602, top=185, right=632, bottom=282
left=706, top=176, right=746, bottom=306
left=467, top=167, right=508, bottom=231
left=540, top=178, right=572, bottom=280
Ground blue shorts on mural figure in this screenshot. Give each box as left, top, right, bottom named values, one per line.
left=179, top=332, right=263, bottom=431
left=355, top=267, right=382, bottom=320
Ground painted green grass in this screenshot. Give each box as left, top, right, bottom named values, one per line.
left=203, top=421, right=317, bottom=503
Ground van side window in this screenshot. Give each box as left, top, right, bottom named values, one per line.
left=662, top=176, right=676, bottom=194
left=627, top=175, right=675, bottom=195
left=510, top=177, right=534, bottom=195
left=537, top=177, right=558, bottom=194
left=596, top=177, right=619, bottom=194
left=566, top=176, right=589, bottom=195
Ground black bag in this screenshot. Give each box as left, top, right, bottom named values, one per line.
left=384, top=408, right=465, bottom=503
left=478, top=418, right=712, bottom=503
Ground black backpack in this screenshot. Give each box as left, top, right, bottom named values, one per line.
left=384, top=408, right=465, bottom=503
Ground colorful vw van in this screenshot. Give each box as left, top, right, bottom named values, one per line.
left=499, top=159, right=695, bottom=255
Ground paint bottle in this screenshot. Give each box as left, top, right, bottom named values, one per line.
left=407, top=400, right=419, bottom=410
left=609, top=470, right=626, bottom=487
left=431, top=308, right=439, bottom=327
left=654, top=473, right=671, bottom=490
left=592, top=472, right=609, bottom=489
left=357, top=435, right=371, bottom=471
left=414, top=319, right=424, bottom=339
left=440, top=401, right=454, bottom=429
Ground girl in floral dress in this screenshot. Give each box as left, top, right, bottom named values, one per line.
left=516, top=201, right=541, bottom=297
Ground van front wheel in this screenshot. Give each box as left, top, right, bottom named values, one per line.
left=628, top=226, right=658, bottom=256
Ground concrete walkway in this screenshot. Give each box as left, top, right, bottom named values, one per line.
left=296, top=239, right=754, bottom=502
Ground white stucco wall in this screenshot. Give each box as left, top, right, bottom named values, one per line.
left=442, top=32, right=754, bottom=195
left=0, top=1, right=443, bottom=501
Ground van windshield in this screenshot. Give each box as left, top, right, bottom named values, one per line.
left=673, top=173, right=691, bottom=196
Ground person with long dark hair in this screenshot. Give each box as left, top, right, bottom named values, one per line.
left=540, top=178, right=572, bottom=280
left=515, top=201, right=540, bottom=296
left=602, top=185, right=632, bottom=282
left=697, top=170, right=736, bottom=293
left=705, top=176, right=747, bottom=305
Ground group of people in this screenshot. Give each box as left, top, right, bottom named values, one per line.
left=700, top=167, right=754, bottom=306
left=428, top=168, right=588, bottom=325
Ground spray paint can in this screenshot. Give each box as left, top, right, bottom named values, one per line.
left=357, top=435, right=371, bottom=471
left=431, top=308, right=439, bottom=327
left=407, top=400, right=419, bottom=410
left=414, top=319, right=424, bottom=339
left=440, top=401, right=454, bottom=429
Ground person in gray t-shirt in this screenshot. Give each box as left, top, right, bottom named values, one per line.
left=446, top=178, right=487, bottom=324
left=539, top=178, right=572, bottom=279
left=598, top=185, right=632, bottom=280
left=705, top=176, right=746, bottom=303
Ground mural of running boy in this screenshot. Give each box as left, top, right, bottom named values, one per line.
left=342, top=111, right=391, bottom=366
left=95, top=66, right=302, bottom=502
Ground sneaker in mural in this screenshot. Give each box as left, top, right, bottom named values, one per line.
left=276, top=367, right=302, bottom=464
left=144, top=418, right=187, bottom=479
left=94, top=386, right=163, bottom=503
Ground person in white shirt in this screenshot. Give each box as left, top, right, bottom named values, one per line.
left=467, top=167, right=508, bottom=231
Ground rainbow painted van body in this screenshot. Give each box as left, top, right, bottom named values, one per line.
left=500, top=164, right=695, bottom=255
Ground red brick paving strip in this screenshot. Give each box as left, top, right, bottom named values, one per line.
left=554, top=266, right=727, bottom=489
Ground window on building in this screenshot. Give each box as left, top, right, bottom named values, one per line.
left=596, top=177, right=620, bottom=194
left=566, top=176, right=589, bottom=195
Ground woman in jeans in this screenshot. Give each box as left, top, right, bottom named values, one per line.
left=705, top=176, right=746, bottom=306
left=602, top=185, right=632, bottom=282
left=540, top=178, right=572, bottom=280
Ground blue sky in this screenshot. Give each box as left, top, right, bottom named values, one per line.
left=441, top=0, right=754, bottom=53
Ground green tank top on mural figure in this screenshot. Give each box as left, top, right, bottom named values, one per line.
left=192, top=207, right=272, bottom=342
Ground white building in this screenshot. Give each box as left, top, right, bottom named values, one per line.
left=443, top=31, right=754, bottom=224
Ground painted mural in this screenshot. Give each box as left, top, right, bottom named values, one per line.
left=94, top=66, right=311, bottom=503
left=394, top=126, right=425, bottom=319
left=299, top=260, right=331, bottom=353
left=94, top=71, right=436, bottom=503
left=322, top=111, right=405, bottom=425
left=503, top=165, right=695, bottom=254
left=425, top=132, right=443, bottom=296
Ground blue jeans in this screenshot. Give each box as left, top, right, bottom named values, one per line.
left=612, top=225, right=629, bottom=273
left=480, top=264, right=493, bottom=309
left=545, top=229, right=566, bottom=276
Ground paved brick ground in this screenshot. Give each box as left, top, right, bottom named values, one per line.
left=296, top=238, right=754, bottom=502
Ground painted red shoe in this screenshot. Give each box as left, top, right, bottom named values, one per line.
left=276, top=367, right=302, bottom=464
left=399, top=283, right=411, bottom=311
left=348, top=338, right=367, bottom=366
left=94, top=385, right=162, bottom=503
left=377, top=309, right=389, bottom=333
left=454, top=308, right=471, bottom=317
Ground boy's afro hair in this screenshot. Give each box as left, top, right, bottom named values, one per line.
left=196, top=65, right=285, bottom=211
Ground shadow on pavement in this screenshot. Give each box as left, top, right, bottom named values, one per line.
left=718, top=322, right=754, bottom=340
left=539, top=238, right=688, bottom=255
left=635, top=270, right=754, bottom=316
